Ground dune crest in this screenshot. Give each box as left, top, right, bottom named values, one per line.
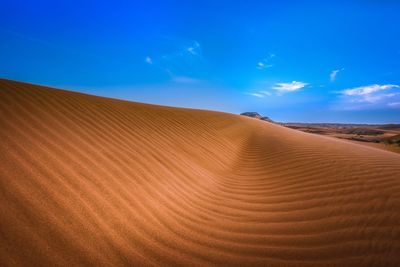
left=1, top=79, right=400, bottom=266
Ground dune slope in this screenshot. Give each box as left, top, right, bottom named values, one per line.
left=1, top=79, right=400, bottom=267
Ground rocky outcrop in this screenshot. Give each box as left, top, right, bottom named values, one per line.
left=240, top=112, right=262, bottom=119
left=260, top=116, right=273, bottom=122
left=240, top=112, right=274, bottom=123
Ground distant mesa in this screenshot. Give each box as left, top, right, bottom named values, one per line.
left=240, top=112, right=274, bottom=122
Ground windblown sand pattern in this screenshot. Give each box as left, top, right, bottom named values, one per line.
left=1, top=79, right=400, bottom=266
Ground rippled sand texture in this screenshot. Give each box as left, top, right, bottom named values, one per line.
left=1, top=79, right=400, bottom=266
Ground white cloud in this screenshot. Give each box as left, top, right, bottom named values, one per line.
left=187, top=41, right=201, bottom=55
left=247, top=80, right=306, bottom=98
left=258, top=91, right=271, bottom=96
left=257, top=62, right=273, bottom=70
left=335, top=84, right=400, bottom=110
left=360, top=93, right=397, bottom=104
left=361, top=93, right=400, bottom=104
left=330, top=68, right=344, bottom=82
left=246, top=90, right=272, bottom=98
left=145, top=56, right=153, bottom=64
left=273, top=81, right=308, bottom=92
left=342, top=84, right=399, bottom=96
left=388, top=102, right=400, bottom=107
left=188, top=47, right=195, bottom=54
left=257, top=53, right=275, bottom=70
left=248, top=92, right=266, bottom=98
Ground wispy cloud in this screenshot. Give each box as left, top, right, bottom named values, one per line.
left=1, top=28, right=53, bottom=47
left=259, top=91, right=271, bottom=96
left=163, top=40, right=202, bottom=60
left=1, top=27, right=94, bottom=58
left=246, top=91, right=271, bottom=98
left=388, top=102, right=400, bottom=107
left=335, top=84, right=400, bottom=110
left=146, top=38, right=203, bottom=81
left=247, top=81, right=308, bottom=98
left=273, top=81, right=308, bottom=92
left=342, top=84, right=399, bottom=97
left=247, top=92, right=266, bottom=98
left=145, top=56, right=153, bottom=64
left=361, top=93, right=400, bottom=104
left=257, top=53, right=275, bottom=70
left=330, top=68, right=344, bottom=82
left=257, top=62, right=273, bottom=70
left=187, top=41, right=201, bottom=55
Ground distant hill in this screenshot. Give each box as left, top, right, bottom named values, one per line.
left=240, top=112, right=274, bottom=123
left=240, top=112, right=262, bottom=119
left=260, top=116, right=273, bottom=122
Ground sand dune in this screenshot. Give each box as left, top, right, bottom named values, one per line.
left=1, top=78, right=400, bottom=266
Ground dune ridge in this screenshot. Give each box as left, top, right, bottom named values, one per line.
left=1, top=79, right=400, bottom=266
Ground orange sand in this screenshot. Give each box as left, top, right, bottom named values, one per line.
left=1, top=79, right=400, bottom=266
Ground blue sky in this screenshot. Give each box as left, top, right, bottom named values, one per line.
left=1, top=0, right=400, bottom=123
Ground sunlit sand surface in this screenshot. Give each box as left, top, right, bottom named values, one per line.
left=1, top=79, right=400, bottom=266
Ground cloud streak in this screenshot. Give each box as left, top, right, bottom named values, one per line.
left=342, top=84, right=399, bottom=97
left=246, top=91, right=271, bottom=98
left=273, top=81, right=308, bottom=92
left=247, top=81, right=307, bottom=98
left=247, top=92, right=266, bottom=98
left=330, top=68, right=344, bottom=82
left=257, top=62, right=273, bottom=70
left=388, top=102, right=400, bottom=107
left=257, top=53, right=275, bottom=70
left=146, top=38, right=203, bottom=82
left=187, top=41, right=201, bottom=55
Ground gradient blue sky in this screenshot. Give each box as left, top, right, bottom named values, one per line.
left=1, top=0, right=400, bottom=123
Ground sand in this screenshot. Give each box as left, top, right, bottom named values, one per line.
left=1, top=78, right=399, bottom=266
